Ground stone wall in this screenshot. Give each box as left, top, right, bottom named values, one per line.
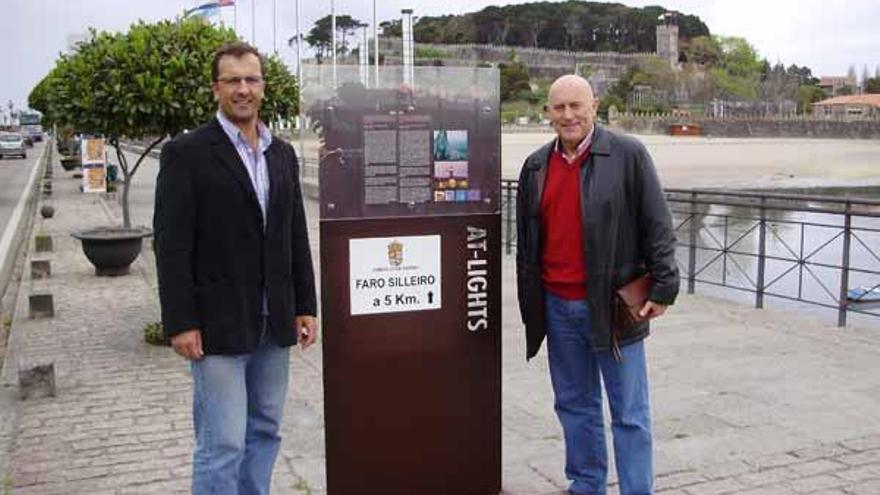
left=379, top=38, right=648, bottom=81
left=612, top=114, right=880, bottom=139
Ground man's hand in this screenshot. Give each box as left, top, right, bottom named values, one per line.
left=171, top=329, right=204, bottom=360
left=295, top=316, right=319, bottom=350
left=638, top=301, right=668, bottom=320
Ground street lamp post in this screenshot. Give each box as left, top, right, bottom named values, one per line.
left=402, top=9, right=414, bottom=87
left=251, top=0, right=256, bottom=44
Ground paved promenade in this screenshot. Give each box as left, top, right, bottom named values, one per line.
left=1, top=150, right=880, bottom=494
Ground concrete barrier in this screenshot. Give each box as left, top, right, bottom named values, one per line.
left=28, top=293, right=54, bottom=319
left=18, top=363, right=55, bottom=400
left=34, top=234, right=52, bottom=253
left=30, top=260, right=51, bottom=279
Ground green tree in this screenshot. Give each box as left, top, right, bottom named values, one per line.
left=863, top=77, right=880, bottom=94
left=717, top=36, right=763, bottom=79
left=837, top=85, right=856, bottom=96
left=598, top=94, right=625, bottom=121
left=30, top=18, right=299, bottom=228
left=795, top=85, right=826, bottom=114
left=499, top=61, right=532, bottom=102
left=380, top=19, right=402, bottom=38
left=404, top=1, right=710, bottom=52
left=786, top=64, right=819, bottom=86
left=306, top=14, right=362, bottom=62
left=26, top=75, right=53, bottom=126
left=683, top=35, right=722, bottom=66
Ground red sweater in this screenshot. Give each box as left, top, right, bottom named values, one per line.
left=540, top=146, right=590, bottom=300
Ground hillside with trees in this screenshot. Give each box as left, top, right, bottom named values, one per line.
left=383, top=1, right=709, bottom=52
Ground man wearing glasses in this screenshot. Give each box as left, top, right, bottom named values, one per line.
left=154, top=42, right=317, bottom=494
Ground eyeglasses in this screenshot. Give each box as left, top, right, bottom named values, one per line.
left=216, top=76, right=264, bottom=86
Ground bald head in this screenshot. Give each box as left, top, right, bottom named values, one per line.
left=546, top=74, right=598, bottom=155
left=548, top=74, right=595, bottom=102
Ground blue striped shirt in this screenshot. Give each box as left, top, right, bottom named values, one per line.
left=216, top=111, right=273, bottom=317
left=216, top=111, right=272, bottom=225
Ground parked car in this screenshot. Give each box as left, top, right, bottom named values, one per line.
left=0, top=133, right=27, bottom=159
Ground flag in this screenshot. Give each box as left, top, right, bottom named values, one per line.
left=218, top=0, right=235, bottom=6
left=185, top=2, right=220, bottom=18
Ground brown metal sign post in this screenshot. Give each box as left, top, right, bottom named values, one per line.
left=306, top=66, right=501, bottom=494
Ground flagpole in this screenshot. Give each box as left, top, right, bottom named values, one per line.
left=331, top=0, right=337, bottom=88
left=373, top=0, right=378, bottom=87
left=251, top=0, right=256, bottom=44
left=234, top=2, right=238, bottom=37
left=273, top=0, right=278, bottom=54
left=295, top=0, right=304, bottom=180
left=295, top=0, right=302, bottom=85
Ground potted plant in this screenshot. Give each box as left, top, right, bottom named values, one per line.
left=29, top=17, right=299, bottom=276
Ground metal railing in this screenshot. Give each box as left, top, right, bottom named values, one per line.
left=501, top=179, right=880, bottom=326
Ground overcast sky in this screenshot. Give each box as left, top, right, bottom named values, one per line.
left=4, top=0, right=879, bottom=111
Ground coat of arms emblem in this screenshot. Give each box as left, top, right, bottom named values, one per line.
left=387, top=240, right=403, bottom=267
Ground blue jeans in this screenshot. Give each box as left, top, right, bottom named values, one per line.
left=191, top=328, right=290, bottom=495
left=545, top=292, right=653, bottom=495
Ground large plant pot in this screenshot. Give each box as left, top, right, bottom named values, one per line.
left=60, top=156, right=81, bottom=171
left=71, top=227, right=152, bottom=276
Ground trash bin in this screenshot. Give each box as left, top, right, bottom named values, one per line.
left=106, top=164, right=119, bottom=183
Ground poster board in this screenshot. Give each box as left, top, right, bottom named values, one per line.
left=80, top=137, right=106, bottom=193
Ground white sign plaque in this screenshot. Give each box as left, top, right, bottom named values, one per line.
left=349, top=235, right=442, bottom=315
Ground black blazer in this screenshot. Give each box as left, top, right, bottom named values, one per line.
left=154, top=118, right=317, bottom=354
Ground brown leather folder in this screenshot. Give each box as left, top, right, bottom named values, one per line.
left=614, top=273, right=652, bottom=327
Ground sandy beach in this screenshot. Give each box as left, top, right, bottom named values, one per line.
left=501, top=132, right=880, bottom=191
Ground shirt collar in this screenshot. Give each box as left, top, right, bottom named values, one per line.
left=555, top=125, right=594, bottom=164
left=216, top=110, right=272, bottom=152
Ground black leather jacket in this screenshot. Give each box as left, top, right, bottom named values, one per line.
left=516, top=125, right=679, bottom=360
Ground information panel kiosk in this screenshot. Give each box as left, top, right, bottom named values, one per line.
left=303, top=66, right=501, bottom=494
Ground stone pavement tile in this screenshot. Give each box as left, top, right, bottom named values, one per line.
left=654, top=470, right=708, bottom=491
left=787, top=459, right=850, bottom=477
left=517, top=456, right=568, bottom=493
left=836, top=449, right=880, bottom=467
left=746, top=453, right=802, bottom=470
left=682, top=477, right=749, bottom=494
left=790, top=443, right=855, bottom=461
left=841, top=435, right=880, bottom=452
left=845, top=478, right=880, bottom=495
left=787, top=474, right=850, bottom=493
left=117, top=478, right=189, bottom=494
left=501, top=465, right=560, bottom=495
left=699, top=460, right=754, bottom=480
left=737, top=466, right=798, bottom=487
left=277, top=453, right=326, bottom=494
left=832, top=464, right=880, bottom=483
left=734, top=485, right=798, bottom=495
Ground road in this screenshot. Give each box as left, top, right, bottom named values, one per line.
left=0, top=141, right=43, bottom=255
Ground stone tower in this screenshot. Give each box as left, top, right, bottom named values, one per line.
left=656, top=13, right=679, bottom=67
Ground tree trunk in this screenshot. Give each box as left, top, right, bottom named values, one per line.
left=121, top=168, right=132, bottom=229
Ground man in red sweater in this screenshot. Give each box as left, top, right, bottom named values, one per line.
left=516, top=75, right=680, bottom=495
